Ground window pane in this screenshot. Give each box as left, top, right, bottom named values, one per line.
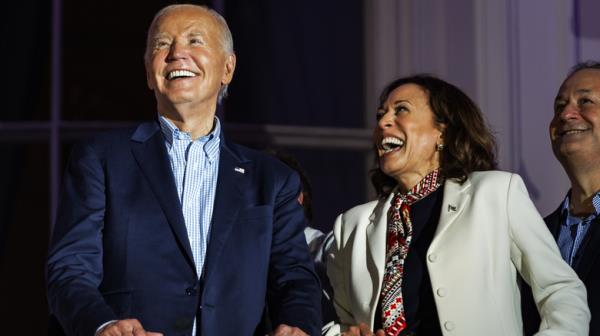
left=0, top=142, right=50, bottom=334
left=0, top=1, right=51, bottom=121
left=224, top=0, right=364, bottom=127
left=60, top=1, right=195, bottom=121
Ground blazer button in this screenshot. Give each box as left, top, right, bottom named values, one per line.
left=185, top=287, right=197, bottom=296
left=428, top=254, right=438, bottom=262
left=436, top=287, right=447, bottom=297
left=444, top=321, right=455, bottom=331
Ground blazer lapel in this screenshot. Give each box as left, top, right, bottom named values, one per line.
left=431, top=178, right=472, bottom=248
left=366, top=193, right=394, bottom=298
left=130, top=122, right=196, bottom=273
left=545, top=203, right=600, bottom=281
left=201, top=140, right=250, bottom=284
left=574, top=216, right=600, bottom=280
left=544, top=207, right=562, bottom=240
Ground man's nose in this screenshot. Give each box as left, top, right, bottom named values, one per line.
left=558, top=103, right=580, bottom=121
left=166, top=41, right=187, bottom=61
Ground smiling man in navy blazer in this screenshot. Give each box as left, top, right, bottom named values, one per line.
left=47, top=4, right=321, bottom=336
left=522, top=61, right=600, bottom=335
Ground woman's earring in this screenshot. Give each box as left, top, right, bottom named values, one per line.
left=436, top=143, right=445, bottom=151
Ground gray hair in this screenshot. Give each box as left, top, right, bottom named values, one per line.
left=146, top=4, right=234, bottom=104
left=568, top=60, right=600, bottom=77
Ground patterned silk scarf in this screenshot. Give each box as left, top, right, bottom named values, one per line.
left=380, top=169, right=444, bottom=336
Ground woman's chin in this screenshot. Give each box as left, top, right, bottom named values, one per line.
left=380, top=163, right=405, bottom=181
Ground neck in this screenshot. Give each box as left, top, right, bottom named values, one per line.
left=566, top=167, right=600, bottom=216
left=395, top=168, right=439, bottom=193
left=158, top=101, right=217, bottom=139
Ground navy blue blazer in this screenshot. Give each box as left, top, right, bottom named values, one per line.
left=47, top=121, right=322, bottom=336
left=522, top=204, right=600, bottom=335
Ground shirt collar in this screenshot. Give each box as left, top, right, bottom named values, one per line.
left=561, top=190, right=600, bottom=225
left=158, top=115, right=221, bottom=162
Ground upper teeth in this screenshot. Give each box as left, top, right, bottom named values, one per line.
left=381, top=137, right=405, bottom=152
left=561, top=129, right=586, bottom=136
left=167, top=70, right=196, bottom=80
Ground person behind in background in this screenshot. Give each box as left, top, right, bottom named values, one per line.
left=267, top=149, right=337, bottom=324
left=47, top=4, right=321, bottom=336
left=323, top=74, right=589, bottom=336
left=522, top=61, right=600, bottom=335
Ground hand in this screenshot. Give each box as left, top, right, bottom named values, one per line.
left=342, top=323, right=385, bottom=336
left=269, top=323, right=308, bottom=336
left=98, top=319, right=163, bottom=336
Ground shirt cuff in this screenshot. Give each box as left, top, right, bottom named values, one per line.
left=95, top=320, right=117, bottom=335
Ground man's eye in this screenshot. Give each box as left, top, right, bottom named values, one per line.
left=190, top=38, right=204, bottom=45
left=554, top=101, right=566, bottom=114
left=155, top=41, right=170, bottom=49
left=578, top=98, right=593, bottom=105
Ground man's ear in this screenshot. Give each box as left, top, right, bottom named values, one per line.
left=222, top=54, right=236, bottom=85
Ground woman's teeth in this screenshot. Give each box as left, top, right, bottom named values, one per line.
left=381, top=137, right=405, bottom=153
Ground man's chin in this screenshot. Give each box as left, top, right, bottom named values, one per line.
left=157, top=93, right=196, bottom=106
left=556, top=142, right=595, bottom=159
left=155, top=88, right=220, bottom=108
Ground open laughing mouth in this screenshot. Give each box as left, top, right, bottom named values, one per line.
left=380, top=136, right=405, bottom=154
left=166, top=70, right=197, bottom=80
left=559, top=128, right=588, bottom=137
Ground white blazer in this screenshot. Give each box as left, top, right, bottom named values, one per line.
left=324, top=171, right=589, bottom=336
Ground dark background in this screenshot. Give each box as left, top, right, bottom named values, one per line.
left=0, top=0, right=367, bottom=333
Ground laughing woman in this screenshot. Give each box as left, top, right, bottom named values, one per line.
left=323, top=75, right=589, bottom=336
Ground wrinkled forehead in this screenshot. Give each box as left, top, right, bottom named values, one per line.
left=148, top=6, right=219, bottom=38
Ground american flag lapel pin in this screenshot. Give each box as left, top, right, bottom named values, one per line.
left=234, top=167, right=245, bottom=174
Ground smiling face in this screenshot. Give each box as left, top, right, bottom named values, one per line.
left=550, top=68, right=600, bottom=167
left=374, top=83, right=444, bottom=190
left=145, top=6, right=235, bottom=113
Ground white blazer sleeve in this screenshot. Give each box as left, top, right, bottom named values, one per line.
left=507, top=174, right=590, bottom=335
left=323, top=213, right=354, bottom=336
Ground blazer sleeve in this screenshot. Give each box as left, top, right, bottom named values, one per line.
left=323, top=213, right=356, bottom=336
left=267, top=169, right=322, bottom=336
left=507, top=174, right=590, bottom=335
left=46, top=141, right=116, bottom=336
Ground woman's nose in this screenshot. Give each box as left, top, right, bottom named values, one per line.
left=378, top=111, right=393, bottom=129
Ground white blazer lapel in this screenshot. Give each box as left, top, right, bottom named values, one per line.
left=364, top=192, right=394, bottom=321
left=431, top=178, right=472, bottom=248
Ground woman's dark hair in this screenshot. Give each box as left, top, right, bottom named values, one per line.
left=371, top=74, right=497, bottom=197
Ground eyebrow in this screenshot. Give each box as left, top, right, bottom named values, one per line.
left=187, top=31, right=205, bottom=38
left=378, top=99, right=413, bottom=111
left=151, top=33, right=171, bottom=41
left=392, top=99, right=411, bottom=105
left=555, top=88, right=597, bottom=102
left=151, top=30, right=205, bottom=40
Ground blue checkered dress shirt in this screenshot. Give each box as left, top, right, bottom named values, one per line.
left=159, top=116, right=221, bottom=335
left=557, top=192, right=600, bottom=266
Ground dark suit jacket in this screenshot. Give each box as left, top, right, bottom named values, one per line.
left=522, top=204, right=599, bottom=335
left=47, top=121, right=322, bottom=336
